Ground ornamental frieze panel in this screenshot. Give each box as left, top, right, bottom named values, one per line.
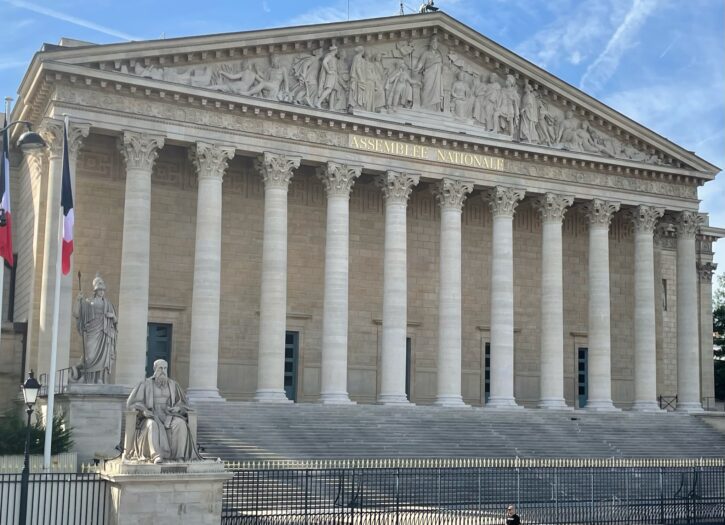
left=105, top=34, right=669, bottom=167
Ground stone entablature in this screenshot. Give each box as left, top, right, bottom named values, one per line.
left=48, top=84, right=699, bottom=206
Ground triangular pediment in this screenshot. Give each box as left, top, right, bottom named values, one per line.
left=24, top=12, right=718, bottom=177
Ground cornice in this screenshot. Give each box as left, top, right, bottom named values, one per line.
left=13, top=12, right=718, bottom=177
left=20, top=60, right=711, bottom=191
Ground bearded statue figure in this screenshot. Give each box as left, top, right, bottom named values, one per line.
left=70, top=274, right=117, bottom=384
left=125, top=359, right=202, bottom=463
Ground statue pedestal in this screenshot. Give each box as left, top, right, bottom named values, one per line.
left=100, top=459, right=231, bottom=525
left=49, top=384, right=131, bottom=465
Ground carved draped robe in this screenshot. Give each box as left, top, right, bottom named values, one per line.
left=415, top=48, right=443, bottom=111
left=75, top=296, right=117, bottom=382
left=126, top=378, right=202, bottom=462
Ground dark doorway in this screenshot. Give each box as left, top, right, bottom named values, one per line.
left=146, top=323, right=172, bottom=378
left=284, top=331, right=299, bottom=402
left=484, top=342, right=491, bottom=403
left=405, top=337, right=412, bottom=400
left=577, top=347, right=588, bottom=408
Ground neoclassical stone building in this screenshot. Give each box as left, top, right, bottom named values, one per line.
left=2, top=13, right=722, bottom=411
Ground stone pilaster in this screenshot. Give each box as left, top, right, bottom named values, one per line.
left=376, top=170, right=419, bottom=405
left=582, top=198, right=620, bottom=411
left=697, top=261, right=717, bottom=405
left=36, top=119, right=89, bottom=378
left=317, top=162, right=362, bottom=404
left=432, top=179, right=473, bottom=407
left=628, top=205, right=664, bottom=411
left=675, top=211, right=703, bottom=412
left=254, top=152, right=300, bottom=402
left=485, top=186, right=525, bottom=408
left=533, top=193, right=574, bottom=409
left=115, top=131, right=165, bottom=386
left=186, top=142, right=235, bottom=401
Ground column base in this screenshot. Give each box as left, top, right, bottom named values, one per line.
left=584, top=399, right=620, bottom=412
left=319, top=392, right=356, bottom=405
left=538, top=398, right=573, bottom=410
left=254, top=389, right=293, bottom=403
left=676, top=402, right=704, bottom=413
left=484, top=397, right=522, bottom=409
left=434, top=395, right=469, bottom=408
left=186, top=388, right=225, bottom=402
left=630, top=400, right=664, bottom=412
left=377, top=393, right=413, bottom=406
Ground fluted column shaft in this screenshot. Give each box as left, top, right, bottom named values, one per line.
left=433, top=179, right=472, bottom=406
left=318, top=162, right=362, bottom=404
left=187, top=142, right=235, bottom=400
left=535, top=193, right=573, bottom=409
left=676, top=211, right=703, bottom=412
left=583, top=199, right=620, bottom=411
left=115, top=132, right=165, bottom=385
left=377, top=171, right=419, bottom=405
left=255, top=152, right=300, bottom=402
left=630, top=205, right=664, bottom=411
left=486, top=186, right=525, bottom=408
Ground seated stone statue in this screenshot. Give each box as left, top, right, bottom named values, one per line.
left=125, top=359, right=201, bottom=463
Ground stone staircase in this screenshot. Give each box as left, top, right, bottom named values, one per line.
left=193, top=401, right=725, bottom=461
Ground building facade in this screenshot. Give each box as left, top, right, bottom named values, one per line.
left=2, top=13, right=722, bottom=411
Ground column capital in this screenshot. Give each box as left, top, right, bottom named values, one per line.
left=38, top=119, right=90, bottom=161
left=376, top=171, right=420, bottom=204
left=119, top=131, right=165, bottom=171
left=628, top=205, right=665, bottom=234
left=486, top=185, right=525, bottom=217
left=317, top=161, right=362, bottom=198
left=255, top=151, right=301, bottom=189
left=697, top=261, right=717, bottom=283
left=533, top=193, right=574, bottom=223
left=190, top=142, right=235, bottom=182
left=675, top=210, right=703, bottom=239
left=582, top=198, right=620, bottom=227
left=433, top=178, right=473, bottom=211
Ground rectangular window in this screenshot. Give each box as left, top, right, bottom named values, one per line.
left=661, top=279, right=668, bottom=311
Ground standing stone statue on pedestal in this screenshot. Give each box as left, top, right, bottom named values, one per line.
left=125, top=359, right=202, bottom=463
left=70, top=273, right=118, bottom=384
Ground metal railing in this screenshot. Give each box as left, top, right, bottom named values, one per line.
left=659, top=395, right=678, bottom=411
left=221, top=459, right=725, bottom=524
left=0, top=472, right=109, bottom=524
left=702, top=397, right=724, bottom=412
left=39, top=367, right=72, bottom=396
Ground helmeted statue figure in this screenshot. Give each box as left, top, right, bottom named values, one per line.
left=70, top=274, right=117, bottom=384
left=126, top=359, right=201, bottom=463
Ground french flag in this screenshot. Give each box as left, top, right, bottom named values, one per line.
left=0, top=114, right=13, bottom=267
left=61, top=120, right=74, bottom=275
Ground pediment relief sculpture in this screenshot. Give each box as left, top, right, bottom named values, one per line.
left=112, top=33, right=666, bottom=166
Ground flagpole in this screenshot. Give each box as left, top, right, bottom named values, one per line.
left=43, top=116, right=69, bottom=469
left=0, top=96, right=10, bottom=343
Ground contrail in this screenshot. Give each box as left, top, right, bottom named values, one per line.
left=3, top=0, right=142, bottom=41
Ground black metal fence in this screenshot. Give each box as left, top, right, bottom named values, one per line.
left=0, top=472, right=109, bottom=524
left=222, top=460, right=725, bottom=524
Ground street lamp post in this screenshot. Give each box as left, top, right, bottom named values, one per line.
left=18, top=370, right=40, bottom=525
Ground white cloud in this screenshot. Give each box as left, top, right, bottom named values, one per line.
left=2, top=0, right=142, bottom=41
left=579, top=0, right=658, bottom=94
left=286, top=1, right=399, bottom=26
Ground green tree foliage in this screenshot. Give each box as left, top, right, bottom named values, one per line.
left=714, top=274, right=725, bottom=400
left=0, top=410, right=73, bottom=455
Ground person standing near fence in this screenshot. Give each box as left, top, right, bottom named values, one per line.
left=506, top=504, right=521, bottom=525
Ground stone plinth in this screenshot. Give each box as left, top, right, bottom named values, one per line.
left=49, top=384, right=131, bottom=465
left=100, top=459, right=231, bottom=525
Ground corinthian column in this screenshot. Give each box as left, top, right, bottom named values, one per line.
left=114, top=132, right=165, bottom=386
left=675, top=211, right=703, bottom=412
left=433, top=178, right=473, bottom=407
left=697, top=261, right=717, bottom=405
left=486, top=186, right=525, bottom=409
left=36, top=119, right=89, bottom=377
left=629, top=205, right=664, bottom=411
left=376, top=171, right=419, bottom=405
left=534, top=193, right=574, bottom=409
left=186, top=142, right=235, bottom=401
left=317, top=162, right=362, bottom=404
left=254, top=152, right=300, bottom=402
left=582, top=198, right=620, bottom=411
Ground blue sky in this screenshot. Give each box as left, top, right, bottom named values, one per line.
left=1, top=0, right=723, bottom=280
